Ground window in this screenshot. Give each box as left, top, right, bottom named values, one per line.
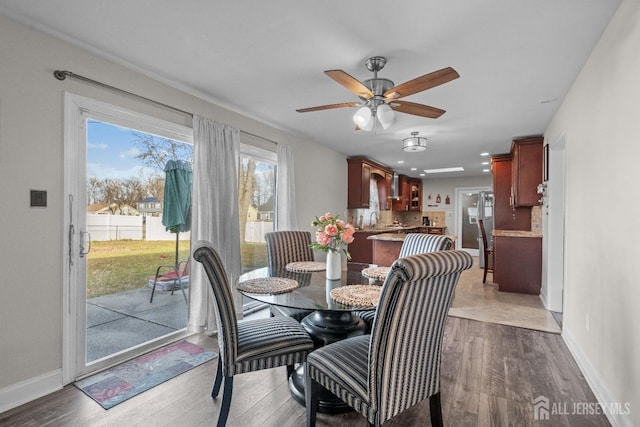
left=238, top=142, right=277, bottom=274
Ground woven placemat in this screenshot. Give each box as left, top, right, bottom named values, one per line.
left=330, top=285, right=381, bottom=307
left=285, top=261, right=326, bottom=272
left=361, top=266, right=391, bottom=280
left=237, top=277, right=299, bottom=294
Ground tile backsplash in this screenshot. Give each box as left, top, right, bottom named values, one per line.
left=531, top=205, right=542, bottom=234
left=346, top=208, right=447, bottom=228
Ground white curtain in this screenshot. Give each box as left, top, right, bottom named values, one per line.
left=275, top=143, right=298, bottom=230
left=189, top=115, right=242, bottom=332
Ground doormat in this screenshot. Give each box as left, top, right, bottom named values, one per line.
left=75, top=340, right=217, bottom=409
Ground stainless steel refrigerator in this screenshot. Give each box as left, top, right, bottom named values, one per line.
left=477, top=191, right=494, bottom=268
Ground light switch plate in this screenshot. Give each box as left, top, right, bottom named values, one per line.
left=30, top=190, right=47, bottom=208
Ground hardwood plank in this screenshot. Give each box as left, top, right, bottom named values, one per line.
left=0, top=318, right=611, bottom=427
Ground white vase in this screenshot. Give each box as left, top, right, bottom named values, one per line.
left=326, top=251, right=341, bottom=280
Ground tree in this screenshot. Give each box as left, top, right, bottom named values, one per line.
left=130, top=131, right=193, bottom=172
left=252, top=167, right=274, bottom=208
left=238, top=157, right=256, bottom=243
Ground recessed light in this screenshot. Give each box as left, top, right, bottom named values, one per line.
left=482, top=169, right=490, bottom=173
left=397, top=160, right=405, bottom=164
left=419, top=173, right=425, bottom=176
left=482, top=161, right=489, bottom=165
left=410, top=167, right=417, bottom=171
left=480, top=152, right=490, bottom=156
left=423, top=167, right=464, bottom=174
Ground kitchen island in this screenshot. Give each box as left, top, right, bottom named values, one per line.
left=349, top=226, right=420, bottom=264
left=366, top=232, right=457, bottom=267
left=367, top=233, right=406, bottom=267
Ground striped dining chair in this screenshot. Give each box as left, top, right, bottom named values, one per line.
left=355, top=233, right=454, bottom=330
left=193, top=242, right=314, bottom=427
left=398, top=232, right=453, bottom=257
left=305, top=250, right=473, bottom=427
left=265, top=231, right=315, bottom=321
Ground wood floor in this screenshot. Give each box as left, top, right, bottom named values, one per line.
left=0, top=317, right=610, bottom=427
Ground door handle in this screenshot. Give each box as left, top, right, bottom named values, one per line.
left=80, top=231, right=92, bottom=258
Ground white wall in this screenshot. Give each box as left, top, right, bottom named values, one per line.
left=0, top=13, right=346, bottom=407
left=545, top=1, right=639, bottom=425
left=422, top=175, right=493, bottom=236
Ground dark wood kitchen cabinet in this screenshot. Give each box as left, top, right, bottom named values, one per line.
left=349, top=231, right=380, bottom=264
left=409, top=179, right=422, bottom=211
left=492, top=154, right=530, bottom=230
left=347, top=158, right=371, bottom=209
left=347, top=157, right=392, bottom=210
left=511, top=137, right=543, bottom=207
left=493, top=233, right=542, bottom=294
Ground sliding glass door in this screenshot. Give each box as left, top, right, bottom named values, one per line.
left=64, top=93, right=193, bottom=380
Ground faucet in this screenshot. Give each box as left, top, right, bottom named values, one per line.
left=369, top=211, right=379, bottom=229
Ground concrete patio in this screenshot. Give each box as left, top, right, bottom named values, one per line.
left=86, top=286, right=188, bottom=362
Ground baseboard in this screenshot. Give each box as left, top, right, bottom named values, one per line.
left=539, top=286, right=548, bottom=308
left=0, top=369, right=63, bottom=414
left=562, top=328, right=634, bottom=427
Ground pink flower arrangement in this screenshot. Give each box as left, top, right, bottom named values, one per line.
left=310, top=212, right=355, bottom=259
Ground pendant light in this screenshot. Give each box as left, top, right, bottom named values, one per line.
left=403, top=131, right=427, bottom=152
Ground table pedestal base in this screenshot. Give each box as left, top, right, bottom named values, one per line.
left=289, top=311, right=367, bottom=413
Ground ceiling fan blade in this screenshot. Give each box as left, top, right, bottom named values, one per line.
left=384, top=67, right=459, bottom=100
left=325, top=70, right=374, bottom=99
left=388, top=100, right=446, bottom=118
left=296, top=102, right=360, bottom=113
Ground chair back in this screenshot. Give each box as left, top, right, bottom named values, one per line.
left=264, top=231, right=314, bottom=271
left=368, top=250, right=473, bottom=422
left=478, top=219, right=489, bottom=252
left=193, top=243, right=238, bottom=368
left=398, top=233, right=452, bottom=258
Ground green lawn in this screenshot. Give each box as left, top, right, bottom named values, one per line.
left=87, top=240, right=267, bottom=298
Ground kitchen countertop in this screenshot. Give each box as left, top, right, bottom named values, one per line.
left=493, top=229, right=542, bottom=238
left=366, top=232, right=410, bottom=241
left=367, top=232, right=458, bottom=243
left=355, top=225, right=421, bottom=233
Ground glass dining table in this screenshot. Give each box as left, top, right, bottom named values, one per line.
left=237, top=262, right=384, bottom=413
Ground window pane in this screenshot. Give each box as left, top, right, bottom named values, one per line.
left=238, top=152, right=276, bottom=274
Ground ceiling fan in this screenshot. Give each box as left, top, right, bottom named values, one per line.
left=296, top=56, right=459, bottom=131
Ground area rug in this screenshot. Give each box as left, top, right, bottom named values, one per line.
left=75, top=340, right=217, bottom=409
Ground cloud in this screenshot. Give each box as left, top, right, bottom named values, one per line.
left=87, top=162, right=154, bottom=180
left=88, top=142, right=108, bottom=149
left=119, top=147, right=141, bottom=159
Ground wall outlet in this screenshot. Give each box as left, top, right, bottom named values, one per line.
left=585, top=313, right=590, bottom=332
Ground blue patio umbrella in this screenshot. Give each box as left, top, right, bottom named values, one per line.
left=162, top=159, right=193, bottom=266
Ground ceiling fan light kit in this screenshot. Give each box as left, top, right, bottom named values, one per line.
left=403, top=131, right=428, bottom=152
left=376, top=103, right=396, bottom=129
left=353, top=106, right=373, bottom=129
left=297, top=56, right=459, bottom=132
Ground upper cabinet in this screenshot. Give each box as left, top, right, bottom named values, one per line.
left=409, top=179, right=422, bottom=211
left=491, top=136, right=543, bottom=230
left=348, top=157, right=422, bottom=211
left=347, top=158, right=370, bottom=209
left=347, top=157, right=392, bottom=210
left=511, top=137, right=543, bottom=207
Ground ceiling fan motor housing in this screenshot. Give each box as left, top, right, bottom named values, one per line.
left=363, top=78, right=394, bottom=113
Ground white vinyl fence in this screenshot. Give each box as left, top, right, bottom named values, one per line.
left=87, top=213, right=269, bottom=243
left=245, top=221, right=273, bottom=243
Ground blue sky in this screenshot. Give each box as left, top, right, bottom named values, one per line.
left=87, top=120, right=157, bottom=180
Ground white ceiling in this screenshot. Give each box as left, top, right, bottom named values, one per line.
left=0, top=0, right=621, bottom=178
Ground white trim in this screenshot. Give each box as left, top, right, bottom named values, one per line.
left=62, top=92, right=193, bottom=384
left=0, top=370, right=62, bottom=413
left=540, top=132, right=566, bottom=313
left=562, top=328, right=634, bottom=427
left=240, top=142, right=277, bottom=163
